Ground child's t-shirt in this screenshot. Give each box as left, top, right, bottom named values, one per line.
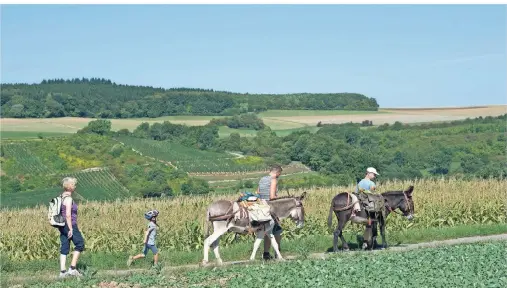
left=147, top=222, right=157, bottom=245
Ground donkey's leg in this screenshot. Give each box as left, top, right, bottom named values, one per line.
left=372, top=217, right=379, bottom=249
left=202, top=221, right=227, bottom=265
left=334, top=211, right=350, bottom=252
left=265, top=221, right=283, bottom=261
left=211, top=238, right=223, bottom=265
left=332, top=212, right=340, bottom=252
left=362, top=213, right=374, bottom=250
left=380, top=215, right=387, bottom=249
left=250, top=229, right=265, bottom=261
left=269, top=232, right=283, bottom=261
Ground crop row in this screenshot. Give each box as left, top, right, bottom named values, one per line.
left=0, top=178, right=505, bottom=260
left=116, top=136, right=269, bottom=173
left=1, top=143, right=51, bottom=175
left=174, top=159, right=268, bottom=173
left=116, top=136, right=230, bottom=162
left=63, top=168, right=131, bottom=201
left=184, top=241, right=507, bottom=287
left=1, top=169, right=130, bottom=209
left=14, top=242, right=507, bottom=287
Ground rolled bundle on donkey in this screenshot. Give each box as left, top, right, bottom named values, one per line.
left=202, top=191, right=306, bottom=266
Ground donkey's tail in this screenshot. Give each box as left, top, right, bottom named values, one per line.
left=327, top=203, right=335, bottom=229
left=204, top=209, right=212, bottom=239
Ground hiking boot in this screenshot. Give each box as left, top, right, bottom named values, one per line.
left=262, top=252, right=273, bottom=260
left=67, top=268, right=82, bottom=277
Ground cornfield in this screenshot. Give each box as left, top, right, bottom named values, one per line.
left=1, top=178, right=505, bottom=261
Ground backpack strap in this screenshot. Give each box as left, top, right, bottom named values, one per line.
left=60, top=194, right=73, bottom=206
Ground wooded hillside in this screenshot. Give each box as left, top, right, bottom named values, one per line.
left=0, top=78, right=379, bottom=118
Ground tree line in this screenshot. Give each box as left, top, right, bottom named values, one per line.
left=0, top=78, right=379, bottom=118
left=208, top=114, right=266, bottom=130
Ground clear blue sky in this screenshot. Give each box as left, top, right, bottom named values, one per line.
left=1, top=4, right=506, bottom=107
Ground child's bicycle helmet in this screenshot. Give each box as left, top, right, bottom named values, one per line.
left=144, top=209, right=159, bottom=220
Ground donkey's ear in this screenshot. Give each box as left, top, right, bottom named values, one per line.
left=405, top=185, right=414, bottom=197
left=300, top=191, right=307, bottom=200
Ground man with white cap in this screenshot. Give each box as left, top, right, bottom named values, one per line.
left=350, top=167, right=379, bottom=218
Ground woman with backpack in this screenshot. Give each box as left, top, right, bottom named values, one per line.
left=127, top=210, right=160, bottom=267
left=58, top=177, right=85, bottom=278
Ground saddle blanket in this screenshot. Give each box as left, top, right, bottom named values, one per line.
left=232, top=201, right=272, bottom=223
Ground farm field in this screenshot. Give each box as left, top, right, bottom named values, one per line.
left=1, top=178, right=505, bottom=262
left=116, top=136, right=231, bottom=162
left=269, top=105, right=507, bottom=126
left=3, top=234, right=506, bottom=287
left=1, top=169, right=131, bottom=209
left=0, top=131, right=70, bottom=140
left=116, top=136, right=272, bottom=173
left=193, top=162, right=312, bottom=181
left=2, top=105, right=505, bottom=138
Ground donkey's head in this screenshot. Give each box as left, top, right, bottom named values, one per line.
left=270, top=192, right=307, bottom=228
left=382, top=185, right=415, bottom=221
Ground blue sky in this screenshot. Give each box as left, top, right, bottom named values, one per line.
left=1, top=4, right=506, bottom=107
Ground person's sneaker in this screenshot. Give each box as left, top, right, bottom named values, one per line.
left=127, top=256, right=134, bottom=267
left=59, top=271, right=68, bottom=278
left=67, top=268, right=82, bottom=277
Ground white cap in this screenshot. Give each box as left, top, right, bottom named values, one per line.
left=366, top=167, right=379, bottom=175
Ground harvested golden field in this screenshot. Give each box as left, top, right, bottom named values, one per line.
left=1, top=105, right=504, bottom=135
left=270, top=105, right=507, bottom=126
left=1, top=178, right=505, bottom=261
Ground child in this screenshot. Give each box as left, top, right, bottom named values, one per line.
left=127, top=210, right=159, bottom=267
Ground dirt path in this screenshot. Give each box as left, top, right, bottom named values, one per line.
left=226, top=151, right=244, bottom=159
left=6, top=233, right=507, bottom=284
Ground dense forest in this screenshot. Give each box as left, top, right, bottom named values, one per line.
left=0, top=78, right=379, bottom=118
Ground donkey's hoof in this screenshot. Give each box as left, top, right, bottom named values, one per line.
left=200, top=260, right=209, bottom=267
left=216, top=259, right=224, bottom=266
left=276, top=257, right=286, bottom=262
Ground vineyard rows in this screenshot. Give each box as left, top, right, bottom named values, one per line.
left=1, top=169, right=131, bottom=209
left=116, top=136, right=269, bottom=173
left=63, top=168, right=130, bottom=201
left=1, top=143, right=52, bottom=175
left=116, top=136, right=230, bottom=161
left=174, top=159, right=267, bottom=173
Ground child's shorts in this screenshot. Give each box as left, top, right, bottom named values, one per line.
left=142, top=244, right=158, bottom=255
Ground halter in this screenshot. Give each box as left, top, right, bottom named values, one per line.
left=386, top=191, right=412, bottom=216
